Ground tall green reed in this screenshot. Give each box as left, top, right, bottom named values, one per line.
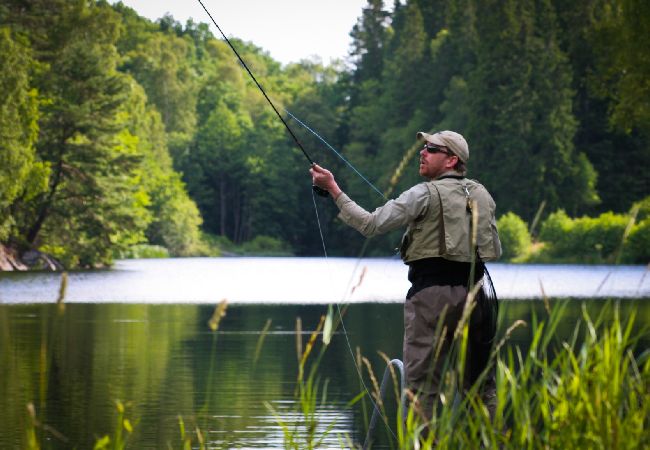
left=266, top=306, right=364, bottom=449
left=92, top=400, right=133, bottom=450
left=176, top=415, right=204, bottom=450
left=24, top=273, right=70, bottom=448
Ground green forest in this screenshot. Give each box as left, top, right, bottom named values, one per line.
left=1, top=0, right=648, bottom=268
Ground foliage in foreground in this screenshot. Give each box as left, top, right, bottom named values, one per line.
left=280, top=300, right=648, bottom=449
left=360, top=301, right=649, bottom=449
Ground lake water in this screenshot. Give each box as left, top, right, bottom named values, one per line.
left=1, top=257, right=649, bottom=303
left=1, top=258, right=649, bottom=449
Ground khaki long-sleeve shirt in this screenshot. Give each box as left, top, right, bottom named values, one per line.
left=333, top=173, right=501, bottom=263
left=334, top=183, right=430, bottom=238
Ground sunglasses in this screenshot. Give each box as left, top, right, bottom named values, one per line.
left=423, top=143, right=451, bottom=155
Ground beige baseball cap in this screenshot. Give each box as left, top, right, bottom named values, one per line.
left=416, top=130, right=469, bottom=163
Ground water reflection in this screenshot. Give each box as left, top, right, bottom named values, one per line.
left=0, top=303, right=368, bottom=448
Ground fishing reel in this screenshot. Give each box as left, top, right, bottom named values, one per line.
left=312, top=185, right=329, bottom=197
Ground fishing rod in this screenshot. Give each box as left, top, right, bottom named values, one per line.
left=195, top=0, right=400, bottom=439
left=195, top=0, right=329, bottom=197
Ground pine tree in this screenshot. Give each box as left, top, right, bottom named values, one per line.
left=349, top=0, right=391, bottom=90
left=464, top=0, right=595, bottom=219
left=5, top=1, right=152, bottom=266
left=381, top=1, right=429, bottom=128
left=554, top=0, right=650, bottom=212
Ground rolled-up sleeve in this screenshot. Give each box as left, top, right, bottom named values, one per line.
left=334, top=184, right=430, bottom=237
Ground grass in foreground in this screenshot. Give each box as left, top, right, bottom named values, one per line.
left=358, top=301, right=648, bottom=449
left=279, top=300, right=648, bottom=449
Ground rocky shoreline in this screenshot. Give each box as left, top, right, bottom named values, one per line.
left=0, top=244, right=63, bottom=271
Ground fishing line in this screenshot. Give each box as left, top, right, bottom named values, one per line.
left=285, top=109, right=387, bottom=200
left=310, top=188, right=328, bottom=258
left=310, top=188, right=399, bottom=441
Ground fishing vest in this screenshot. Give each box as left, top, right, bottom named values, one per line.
left=400, top=177, right=501, bottom=264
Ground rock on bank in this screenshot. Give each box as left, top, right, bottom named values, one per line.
left=0, top=244, right=63, bottom=271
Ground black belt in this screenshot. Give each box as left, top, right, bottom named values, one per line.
left=406, top=257, right=484, bottom=299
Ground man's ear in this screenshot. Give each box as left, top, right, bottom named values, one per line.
left=446, top=155, right=459, bottom=168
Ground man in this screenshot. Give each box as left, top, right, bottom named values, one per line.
left=310, top=130, right=501, bottom=420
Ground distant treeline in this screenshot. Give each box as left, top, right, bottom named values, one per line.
left=0, top=0, right=648, bottom=268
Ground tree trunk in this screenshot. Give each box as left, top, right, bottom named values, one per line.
left=219, top=177, right=226, bottom=237
left=26, top=158, right=63, bottom=245
left=233, top=187, right=241, bottom=244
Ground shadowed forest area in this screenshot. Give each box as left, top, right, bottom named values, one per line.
left=1, top=0, right=648, bottom=268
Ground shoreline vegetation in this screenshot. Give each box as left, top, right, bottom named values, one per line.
left=1, top=1, right=649, bottom=272
left=497, top=197, right=650, bottom=265
left=0, top=232, right=294, bottom=271
left=2, top=198, right=648, bottom=271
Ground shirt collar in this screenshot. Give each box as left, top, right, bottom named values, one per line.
left=434, top=170, right=464, bottom=180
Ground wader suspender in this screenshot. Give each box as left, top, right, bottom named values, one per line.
left=461, top=178, right=499, bottom=345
